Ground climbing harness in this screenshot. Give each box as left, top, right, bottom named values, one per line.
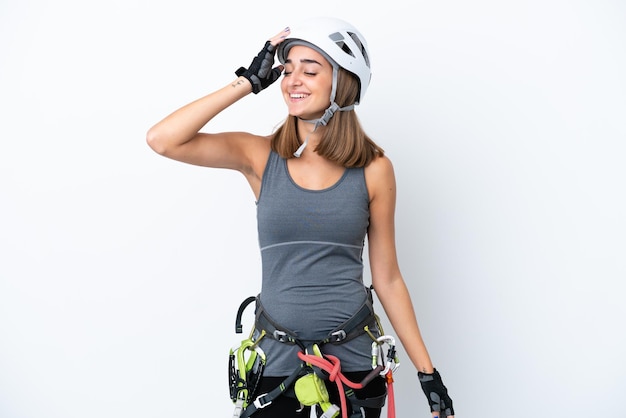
left=228, top=338, right=266, bottom=417
left=228, top=287, right=399, bottom=418
left=251, top=289, right=378, bottom=348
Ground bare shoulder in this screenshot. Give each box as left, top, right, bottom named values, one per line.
left=208, top=132, right=271, bottom=198
left=365, top=154, right=394, bottom=176
left=364, top=154, right=396, bottom=200
left=225, top=132, right=272, bottom=176
left=245, top=133, right=273, bottom=173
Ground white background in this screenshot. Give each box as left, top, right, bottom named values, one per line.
left=1, top=1, right=625, bottom=417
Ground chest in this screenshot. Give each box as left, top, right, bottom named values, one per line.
left=256, top=154, right=370, bottom=246
left=286, top=158, right=346, bottom=191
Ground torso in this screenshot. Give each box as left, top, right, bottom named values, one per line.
left=255, top=150, right=376, bottom=375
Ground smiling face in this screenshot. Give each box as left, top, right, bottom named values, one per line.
left=281, top=45, right=334, bottom=120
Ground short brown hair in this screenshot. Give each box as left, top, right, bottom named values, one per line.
left=271, top=68, right=384, bottom=167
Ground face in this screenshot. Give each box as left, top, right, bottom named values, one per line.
left=281, top=45, right=334, bottom=120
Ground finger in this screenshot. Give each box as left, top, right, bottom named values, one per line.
left=269, top=27, right=290, bottom=46
left=431, top=412, right=454, bottom=418
left=270, top=66, right=284, bottom=81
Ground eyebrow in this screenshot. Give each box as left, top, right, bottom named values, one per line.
left=284, top=58, right=323, bottom=66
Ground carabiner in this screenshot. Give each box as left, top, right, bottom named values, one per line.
left=371, top=335, right=400, bottom=375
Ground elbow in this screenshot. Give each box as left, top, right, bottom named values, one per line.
left=145, top=126, right=169, bottom=156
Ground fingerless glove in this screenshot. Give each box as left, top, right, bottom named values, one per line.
left=235, top=41, right=282, bottom=94
left=418, top=368, right=455, bottom=417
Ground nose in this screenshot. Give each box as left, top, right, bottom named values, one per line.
left=287, top=71, right=303, bottom=87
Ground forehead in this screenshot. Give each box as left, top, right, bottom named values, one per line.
left=285, top=45, right=331, bottom=66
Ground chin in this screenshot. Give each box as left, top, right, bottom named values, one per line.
left=288, top=108, right=323, bottom=120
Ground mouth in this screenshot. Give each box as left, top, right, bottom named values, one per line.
left=289, top=93, right=309, bottom=99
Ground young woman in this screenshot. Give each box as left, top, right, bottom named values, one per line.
left=147, top=17, right=454, bottom=418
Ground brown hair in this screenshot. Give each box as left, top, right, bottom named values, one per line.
left=271, top=68, right=384, bottom=168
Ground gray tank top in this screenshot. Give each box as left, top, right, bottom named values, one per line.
left=256, top=151, right=378, bottom=375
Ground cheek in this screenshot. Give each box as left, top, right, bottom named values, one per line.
left=280, top=78, right=290, bottom=103
left=320, top=75, right=333, bottom=98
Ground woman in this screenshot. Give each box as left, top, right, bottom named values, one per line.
left=147, top=17, right=454, bottom=418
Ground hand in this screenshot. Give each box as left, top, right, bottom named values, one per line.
left=418, top=369, right=455, bottom=417
left=235, top=27, right=290, bottom=94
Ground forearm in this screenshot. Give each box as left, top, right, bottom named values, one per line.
left=375, top=276, right=435, bottom=374
left=146, top=77, right=251, bottom=153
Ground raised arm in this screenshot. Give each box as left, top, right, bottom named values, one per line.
left=146, top=28, right=290, bottom=176
left=146, top=80, right=256, bottom=168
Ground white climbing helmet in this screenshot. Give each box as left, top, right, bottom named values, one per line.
left=276, top=16, right=372, bottom=105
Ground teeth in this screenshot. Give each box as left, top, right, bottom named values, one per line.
left=290, top=94, right=308, bottom=99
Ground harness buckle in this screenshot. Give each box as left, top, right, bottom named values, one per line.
left=329, top=329, right=347, bottom=342
left=232, top=398, right=244, bottom=418
left=273, top=330, right=292, bottom=343
left=252, top=393, right=272, bottom=409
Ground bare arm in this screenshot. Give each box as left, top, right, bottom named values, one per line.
left=365, top=155, right=434, bottom=373
left=146, top=28, right=290, bottom=190
left=366, top=156, right=454, bottom=417
left=146, top=77, right=261, bottom=171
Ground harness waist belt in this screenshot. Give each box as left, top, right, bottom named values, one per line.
left=234, top=286, right=378, bottom=347
left=253, top=287, right=377, bottom=346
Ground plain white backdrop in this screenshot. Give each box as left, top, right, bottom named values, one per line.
left=1, top=1, right=625, bottom=417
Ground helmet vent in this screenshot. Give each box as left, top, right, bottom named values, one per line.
left=329, top=32, right=354, bottom=58
left=347, top=31, right=370, bottom=68
left=327, top=31, right=370, bottom=68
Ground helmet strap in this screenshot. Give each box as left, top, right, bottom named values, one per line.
left=293, top=67, right=355, bottom=158
left=293, top=101, right=354, bottom=158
